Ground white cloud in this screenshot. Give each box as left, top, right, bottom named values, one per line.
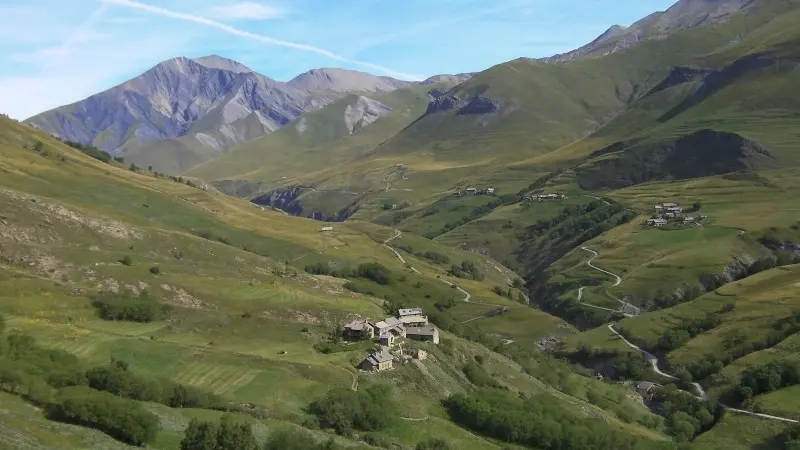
left=102, top=0, right=422, bottom=80
left=210, top=1, right=283, bottom=21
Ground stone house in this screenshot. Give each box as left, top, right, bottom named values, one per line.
left=360, top=350, right=394, bottom=372
left=406, top=326, right=440, bottom=344
left=343, top=319, right=375, bottom=341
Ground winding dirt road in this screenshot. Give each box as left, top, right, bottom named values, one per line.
left=577, top=247, right=639, bottom=317
left=383, top=230, right=508, bottom=323
left=608, top=323, right=797, bottom=423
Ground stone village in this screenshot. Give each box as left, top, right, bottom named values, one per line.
left=342, top=307, right=440, bottom=372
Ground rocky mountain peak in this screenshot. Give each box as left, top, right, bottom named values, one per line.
left=287, top=68, right=412, bottom=93
left=193, top=55, right=253, bottom=73
left=544, top=0, right=760, bottom=63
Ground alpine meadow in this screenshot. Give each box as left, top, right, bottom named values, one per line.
left=2, top=0, right=800, bottom=449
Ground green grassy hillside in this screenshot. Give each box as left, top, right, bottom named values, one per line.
left=186, top=85, right=439, bottom=196
left=0, top=116, right=684, bottom=449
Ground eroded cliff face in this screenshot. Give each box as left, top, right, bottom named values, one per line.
left=344, top=97, right=392, bottom=134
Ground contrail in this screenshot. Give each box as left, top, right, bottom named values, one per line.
left=101, top=0, right=423, bottom=80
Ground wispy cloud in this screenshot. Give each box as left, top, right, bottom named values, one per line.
left=102, top=0, right=422, bottom=80
left=210, top=1, right=283, bottom=21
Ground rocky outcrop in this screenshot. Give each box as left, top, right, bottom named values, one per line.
left=577, top=129, right=773, bottom=190
left=659, top=54, right=785, bottom=122
left=424, top=93, right=502, bottom=117
left=543, top=0, right=759, bottom=63
left=457, top=96, right=502, bottom=115
left=343, top=97, right=392, bottom=134
left=424, top=94, right=467, bottom=115
left=646, top=65, right=713, bottom=96
left=251, top=186, right=306, bottom=215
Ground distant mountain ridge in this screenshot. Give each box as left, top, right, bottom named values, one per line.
left=24, top=55, right=472, bottom=173
left=543, top=0, right=760, bottom=63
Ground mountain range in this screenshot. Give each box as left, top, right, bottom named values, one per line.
left=4, top=0, right=800, bottom=449
left=24, top=55, right=469, bottom=173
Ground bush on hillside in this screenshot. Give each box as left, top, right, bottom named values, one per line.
left=120, top=255, right=133, bottom=266
left=462, top=361, right=502, bottom=388
left=47, top=386, right=160, bottom=446
left=263, top=428, right=339, bottom=450
left=309, top=385, right=396, bottom=435
left=92, top=293, right=165, bottom=323
left=60, top=139, right=112, bottom=163
left=354, top=263, right=392, bottom=285
left=180, top=415, right=257, bottom=450
left=444, top=389, right=671, bottom=450
left=448, top=261, right=484, bottom=281
left=416, top=438, right=452, bottom=450
left=149, top=266, right=160, bottom=275
left=651, top=386, right=719, bottom=442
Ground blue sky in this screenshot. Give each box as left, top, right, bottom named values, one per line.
left=0, top=0, right=676, bottom=119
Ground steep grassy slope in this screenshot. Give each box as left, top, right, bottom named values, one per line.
left=0, top=116, right=681, bottom=448
left=186, top=84, right=440, bottom=196
left=568, top=265, right=800, bottom=419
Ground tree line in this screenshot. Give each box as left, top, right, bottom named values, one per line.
left=305, top=262, right=392, bottom=285
left=91, top=292, right=167, bottom=323
left=0, top=318, right=227, bottom=446
left=650, top=386, right=721, bottom=442
left=443, top=388, right=673, bottom=450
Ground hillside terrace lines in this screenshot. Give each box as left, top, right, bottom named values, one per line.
left=174, top=362, right=261, bottom=395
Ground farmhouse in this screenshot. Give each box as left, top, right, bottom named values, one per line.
left=466, top=188, right=477, bottom=194
left=397, top=307, right=428, bottom=326
left=374, top=317, right=406, bottom=337
left=684, top=216, right=695, bottom=224
left=636, top=381, right=660, bottom=399
left=320, top=226, right=334, bottom=232
left=343, top=319, right=375, bottom=341
left=406, top=326, right=440, bottom=344
left=379, top=332, right=395, bottom=346
left=486, top=188, right=496, bottom=195
left=646, top=218, right=668, bottom=227
left=360, top=350, right=394, bottom=372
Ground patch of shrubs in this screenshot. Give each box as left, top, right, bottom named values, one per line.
left=414, top=251, right=450, bottom=265
left=462, top=361, right=502, bottom=388
left=308, top=385, right=396, bottom=435
left=651, top=386, right=720, bottom=442
left=448, top=260, right=484, bottom=281
left=734, top=359, right=800, bottom=406
left=47, top=386, right=160, bottom=446
left=262, top=428, right=341, bottom=450
left=91, top=292, right=167, bottom=323
left=354, top=263, right=392, bottom=285
left=444, top=388, right=672, bottom=450
left=180, top=415, right=258, bottom=450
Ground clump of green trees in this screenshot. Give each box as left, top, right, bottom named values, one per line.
left=48, top=386, right=160, bottom=446
left=462, top=361, right=502, bottom=388
left=0, top=318, right=225, bottom=447
left=415, top=251, right=450, bottom=265
left=444, top=388, right=672, bottom=449
left=91, top=292, right=167, bottom=323
left=784, top=424, right=800, bottom=450
left=650, top=386, right=720, bottom=442
left=180, top=415, right=258, bottom=450
left=304, top=262, right=393, bottom=285
left=448, top=260, right=484, bottom=281
left=734, top=359, right=800, bottom=407
left=308, top=385, right=396, bottom=435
